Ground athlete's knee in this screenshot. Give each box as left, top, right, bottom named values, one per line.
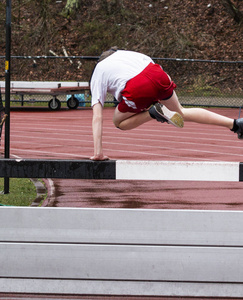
left=113, top=120, right=124, bottom=130
left=113, top=117, right=119, bottom=127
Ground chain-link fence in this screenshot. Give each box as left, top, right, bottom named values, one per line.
left=156, top=58, right=243, bottom=108
left=0, top=56, right=242, bottom=108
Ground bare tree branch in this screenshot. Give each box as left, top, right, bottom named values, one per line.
left=221, top=0, right=243, bottom=24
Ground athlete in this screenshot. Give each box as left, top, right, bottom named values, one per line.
left=90, top=47, right=243, bottom=161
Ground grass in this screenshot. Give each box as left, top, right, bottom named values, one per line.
left=0, top=178, right=38, bottom=206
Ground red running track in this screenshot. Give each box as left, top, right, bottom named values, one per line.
left=2, top=106, right=243, bottom=210
left=1, top=107, right=243, bottom=300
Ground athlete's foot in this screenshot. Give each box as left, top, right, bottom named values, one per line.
left=234, top=118, right=243, bottom=139
left=149, top=103, right=184, bottom=128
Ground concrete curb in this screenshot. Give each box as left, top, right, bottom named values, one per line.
left=30, top=179, right=47, bottom=207
left=41, top=178, right=56, bottom=207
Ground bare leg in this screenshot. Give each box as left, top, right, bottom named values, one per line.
left=159, top=92, right=234, bottom=130
left=113, top=91, right=234, bottom=131
left=113, top=107, right=152, bottom=130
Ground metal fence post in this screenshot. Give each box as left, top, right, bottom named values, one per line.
left=4, top=0, right=11, bottom=194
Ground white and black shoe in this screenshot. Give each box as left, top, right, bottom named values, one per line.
left=149, top=103, right=184, bottom=128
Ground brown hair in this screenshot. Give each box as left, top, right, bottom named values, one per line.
left=97, top=46, right=118, bottom=63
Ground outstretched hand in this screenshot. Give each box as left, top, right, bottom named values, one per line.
left=90, top=154, right=110, bottom=161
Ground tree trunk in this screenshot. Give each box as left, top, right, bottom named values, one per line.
left=221, top=0, right=243, bottom=24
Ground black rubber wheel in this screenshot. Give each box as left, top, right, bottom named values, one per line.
left=67, top=97, right=79, bottom=109
left=48, top=98, right=61, bottom=111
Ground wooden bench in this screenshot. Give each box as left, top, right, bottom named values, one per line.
left=1, top=206, right=243, bottom=297
left=0, top=82, right=90, bottom=110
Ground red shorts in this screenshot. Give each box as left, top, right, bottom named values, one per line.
left=118, top=63, right=176, bottom=113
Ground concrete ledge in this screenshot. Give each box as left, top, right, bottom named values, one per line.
left=1, top=207, right=243, bottom=296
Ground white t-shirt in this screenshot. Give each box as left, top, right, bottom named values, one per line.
left=90, top=50, right=153, bottom=107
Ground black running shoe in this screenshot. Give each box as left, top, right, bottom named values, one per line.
left=149, top=103, right=184, bottom=128
left=235, top=118, right=243, bottom=139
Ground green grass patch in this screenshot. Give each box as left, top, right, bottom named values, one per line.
left=0, top=178, right=37, bottom=206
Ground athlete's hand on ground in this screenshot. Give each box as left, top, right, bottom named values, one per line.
left=90, top=154, right=110, bottom=161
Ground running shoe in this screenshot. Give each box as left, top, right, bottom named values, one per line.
left=149, top=103, right=184, bottom=128
left=235, top=118, right=243, bottom=139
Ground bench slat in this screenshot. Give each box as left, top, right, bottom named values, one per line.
left=1, top=87, right=89, bottom=95
left=1, top=207, right=243, bottom=246
left=1, top=278, right=243, bottom=297
left=1, top=243, right=243, bottom=282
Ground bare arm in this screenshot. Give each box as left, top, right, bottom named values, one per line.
left=90, top=102, right=109, bottom=161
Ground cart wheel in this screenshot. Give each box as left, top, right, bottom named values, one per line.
left=67, top=97, right=79, bottom=109
left=48, top=98, right=61, bottom=111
